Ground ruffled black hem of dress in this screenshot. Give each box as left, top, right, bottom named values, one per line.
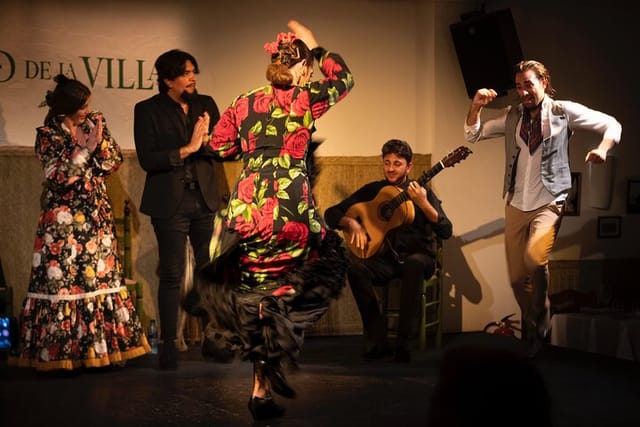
left=185, top=229, right=348, bottom=364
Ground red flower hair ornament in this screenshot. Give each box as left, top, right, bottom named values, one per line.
left=263, top=31, right=297, bottom=55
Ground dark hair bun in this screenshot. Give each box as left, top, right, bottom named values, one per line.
left=44, top=90, right=55, bottom=107
left=53, top=74, right=71, bottom=85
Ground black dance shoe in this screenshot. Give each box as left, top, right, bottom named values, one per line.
left=267, top=362, right=297, bottom=399
left=248, top=395, right=285, bottom=421
left=254, top=359, right=296, bottom=399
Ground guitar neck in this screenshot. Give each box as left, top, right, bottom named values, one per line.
left=393, top=161, right=444, bottom=205
left=417, top=161, right=444, bottom=187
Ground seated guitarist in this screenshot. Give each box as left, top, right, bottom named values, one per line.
left=325, top=139, right=452, bottom=362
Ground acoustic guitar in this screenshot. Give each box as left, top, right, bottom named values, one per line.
left=343, top=146, right=472, bottom=258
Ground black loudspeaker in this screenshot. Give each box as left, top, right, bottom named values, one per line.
left=450, top=9, right=523, bottom=99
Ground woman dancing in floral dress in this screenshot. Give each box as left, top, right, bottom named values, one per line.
left=187, top=20, right=354, bottom=420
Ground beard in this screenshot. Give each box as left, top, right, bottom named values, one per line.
left=181, top=88, right=199, bottom=103
left=386, top=174, right=408, bottom=186
left=522, top=94, right=544, bottom=111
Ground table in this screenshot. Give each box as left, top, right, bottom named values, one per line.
left=551, top=312, right=640, bottom=362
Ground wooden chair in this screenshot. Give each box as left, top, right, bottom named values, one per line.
left=115, top=200, right=146, bottom=326
left=379, top=238, right=444, bottom=351
left=419, top=238, right=444, bottom=350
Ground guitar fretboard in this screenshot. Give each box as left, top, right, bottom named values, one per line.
left=387, top=161, right=445, bottom=210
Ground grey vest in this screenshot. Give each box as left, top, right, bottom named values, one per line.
left=503, top=98, right=572, bottom=197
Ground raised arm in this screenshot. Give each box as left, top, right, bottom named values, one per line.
left=466, top=88, right=498, bottom=126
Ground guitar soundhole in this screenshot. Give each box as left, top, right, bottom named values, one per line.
left=379, top=203, right=393, bottom=221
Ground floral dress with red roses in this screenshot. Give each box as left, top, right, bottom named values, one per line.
left=194, top=47, right=354, bottom=363
left=10, top=113, right=150, bottom=371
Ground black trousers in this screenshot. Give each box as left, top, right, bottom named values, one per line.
left=347, top=252, right=435, bottom=346
left=151, top=188, right=214, bottom=343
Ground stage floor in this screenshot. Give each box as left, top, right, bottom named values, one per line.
left=2, top=332, right=640, bottom=427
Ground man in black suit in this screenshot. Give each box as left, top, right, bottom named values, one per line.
left=134, top=49, right=221, bottom=370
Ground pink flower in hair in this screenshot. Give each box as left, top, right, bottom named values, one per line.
left=263, top=31, right=297, bottom=55
left=277, top=32, right=296, bottom=44
left=264, top=41, right=279, bottom=55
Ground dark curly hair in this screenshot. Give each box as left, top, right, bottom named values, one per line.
left=43, top=74, right=91, bottom=125
left=154, top=49, right=200, bottom=94
left=382, top=139, right=413, bottom=163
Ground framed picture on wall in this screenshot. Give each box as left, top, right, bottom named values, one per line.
left=627, top=179, right=640, bottom=214
left=564, top=172, right=581, bottom=216
left=597, top=216, right=621, bottom=239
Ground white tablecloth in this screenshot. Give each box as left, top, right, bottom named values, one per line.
left=551, top=312, right=640, bottom=361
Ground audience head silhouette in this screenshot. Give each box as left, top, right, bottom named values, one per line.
left=428, top=344, right=552, bottom=427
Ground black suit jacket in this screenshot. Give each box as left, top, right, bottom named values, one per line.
left=134, top=92, right=221, bottom=219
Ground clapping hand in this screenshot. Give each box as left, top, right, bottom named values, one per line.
left=201, top=112, right=210, bottom=143
left=186, top=112, right=210, bottom=154
left=86, top=113, right=104, bottom=152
